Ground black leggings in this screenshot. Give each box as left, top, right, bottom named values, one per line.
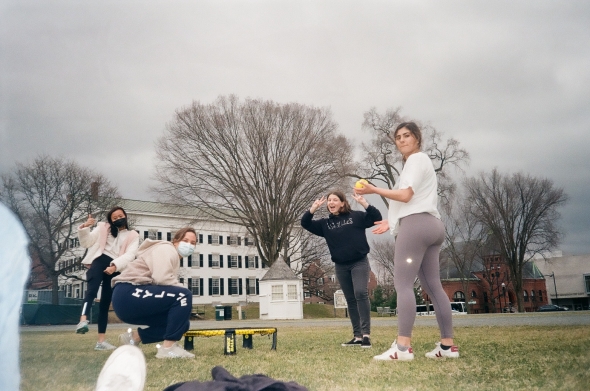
left=81, top=254, right=119, bottom=334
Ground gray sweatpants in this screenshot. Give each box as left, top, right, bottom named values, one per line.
left=335, top=257, right=371, bottom=337
left=394, top=213, right=453, bottom=339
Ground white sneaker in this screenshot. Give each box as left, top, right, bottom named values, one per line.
left=155, top=343, right=195, bottom=359
left=425, top=342, right=460, bottom=359
left=76, top=320, right=89, bottom=334
left=95, top=345, right=146, bottom=391
left=119, top=328, right=141, bottom=346
left=373, top=339, right=414, bottom=361
left=95, top=341, right=117, bottom=351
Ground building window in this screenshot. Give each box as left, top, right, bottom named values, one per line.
left=211, top=278, right=220, bottom=296
left=523, top=290, right=529, bottom=302
left=230, top=255, right=238, bottom=268
left=208, top=234, right=222, bottom=245
left=247, top=256, right=255, bottom=268
left=585, top=275, right=590, bottom=295
left=211, top=254, right=220, bottom=268
left=530, top=290, right=535, bottom=302
left=287, top=285, right=298, bottom=300
left=317, top=278, right=324, bottom=285
left=271, top=285, right=283, bottom=301
left=191, top=279, right=200, bottom=296
left=228, top=236, right=241, bottom=246
left=304, top=291, right=311, bottom=298
left=471, top=290, right=477, bottom=298
left=245, top=237, right=256, bottom=247
left=247, top=278, right=256, bottom=295
left=230, top=278, right=239, bottom=295
left=192, top=253, right=200, bottom=268
left=453, top=291, right=465, bottom=302
left=539, top=290, right=543, bottom=301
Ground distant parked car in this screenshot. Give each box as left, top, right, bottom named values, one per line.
left=537, top=304, right=569, bottom=312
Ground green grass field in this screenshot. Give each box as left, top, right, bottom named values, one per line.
left=20, top=318, right=590, bottom=391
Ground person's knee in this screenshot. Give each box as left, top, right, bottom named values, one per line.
left=354, top=290, right=368, bottom=300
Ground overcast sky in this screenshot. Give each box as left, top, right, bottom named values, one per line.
left=1, top=1, right=589, bottom=255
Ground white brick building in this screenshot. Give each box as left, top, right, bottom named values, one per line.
left=57, top=199, right=302, bottom=306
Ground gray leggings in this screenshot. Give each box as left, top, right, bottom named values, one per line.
left=394, top=213, right=453, bottom=339
left=335, top=257, right=371, bottom=336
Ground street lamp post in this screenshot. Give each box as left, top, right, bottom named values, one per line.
left=545, top=272, right=558, bottom=305
left=501, top=282, right=506, bottom=312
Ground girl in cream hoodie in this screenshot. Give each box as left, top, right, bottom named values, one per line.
left=111, top=227, right=196, bottom=359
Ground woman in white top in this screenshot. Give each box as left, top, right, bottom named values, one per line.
left=355, top=122, right=459, bottom=361
left=75, top=206, right=139, bottom=351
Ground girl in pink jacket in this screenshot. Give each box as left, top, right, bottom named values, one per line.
left=75, top=206, right=139, bottom=351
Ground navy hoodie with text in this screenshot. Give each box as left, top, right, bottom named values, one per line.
left=301, top=205, right=382, bottom=264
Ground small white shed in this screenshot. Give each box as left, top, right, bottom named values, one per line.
left=259, top=257, right=303, bottom=320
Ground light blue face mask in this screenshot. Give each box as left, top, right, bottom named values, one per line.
left=177, top=241, right=195, bottom=257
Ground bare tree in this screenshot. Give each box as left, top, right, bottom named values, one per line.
left=370, top=237, right=396, bottom=284
left=0, top=156, right=120, bottom=304
left=441, top=191, right=488, bottom=313
left=353, top=107, right=469, bottom=210
left=154, top=95, right=354, bottom=267
left=464, top=169, right=568, bottom=312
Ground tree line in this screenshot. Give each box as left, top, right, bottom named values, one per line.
left=0, top=95, right=567, bottom=309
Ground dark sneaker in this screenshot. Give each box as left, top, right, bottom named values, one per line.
left=341, top=338, right=363, bottom=347
left=361, top=336, right=372, bottom=348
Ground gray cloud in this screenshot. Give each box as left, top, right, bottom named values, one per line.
left=1, top=0, right=589, bottom=254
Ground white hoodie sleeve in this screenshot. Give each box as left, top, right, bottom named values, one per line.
left=78, top=224, right=100, bottom=249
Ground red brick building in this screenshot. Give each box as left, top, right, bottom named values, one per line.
left=432, top=251, right=549, bottom=313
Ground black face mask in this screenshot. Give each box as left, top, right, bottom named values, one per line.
left=112, top=218, right=127, bottom=228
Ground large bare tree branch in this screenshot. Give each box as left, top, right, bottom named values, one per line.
left=154, top=95, right=354, bottom=266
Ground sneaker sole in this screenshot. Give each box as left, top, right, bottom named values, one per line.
left=76, top=328, right=88, bottom=334
left=361, top=345, right=372, bottom=348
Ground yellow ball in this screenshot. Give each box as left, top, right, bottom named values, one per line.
left=355, top=179, right=368, bottom=189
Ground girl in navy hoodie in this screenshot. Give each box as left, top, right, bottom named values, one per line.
left=301, top=190, right=381, bottom=348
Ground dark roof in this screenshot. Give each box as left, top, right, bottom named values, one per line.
left=119, top=198, right=240, bottom=223
left=441, top=241, right=546, bottom=280
left=260, top=258, right=299, bottom=281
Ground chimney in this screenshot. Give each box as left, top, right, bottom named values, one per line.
left=90, top=182, right=99, bottom=201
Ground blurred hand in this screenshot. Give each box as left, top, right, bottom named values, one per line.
left=310, top=196, right=326, bottom=214
left=353, top=181, right=377, bottom=195
left=82, top=214, right=96, bottom=228
left=104, top=265, right=117, bottom=275
left=372, top=220, right=390, bottom=234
